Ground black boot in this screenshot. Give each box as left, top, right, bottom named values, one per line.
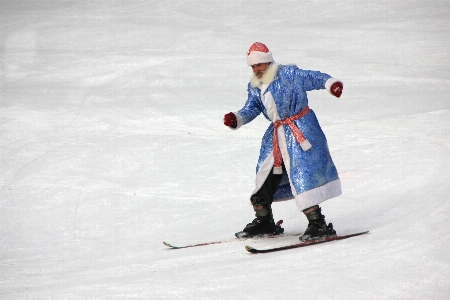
left=235, top=195, right=284, bottom=238
left=299, top=205, right=336, bottom=241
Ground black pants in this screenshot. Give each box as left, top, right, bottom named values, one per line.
left=252, top=162, right=286, bottom=205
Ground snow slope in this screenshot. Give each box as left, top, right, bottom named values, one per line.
left=1, top=0, right=449, bottom=299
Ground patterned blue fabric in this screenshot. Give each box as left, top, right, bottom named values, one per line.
left=237, top=65, right=339, bottom=201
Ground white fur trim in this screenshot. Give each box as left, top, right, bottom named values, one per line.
left=247, top=51, right=274, bottom=66
left=261, top=91, right=281, bottom=122
left=252, top=91, right=297, bottom=195
left=253, top=153, right=275, bottom=194
left=325, top=78, right=342, bottom=95
left=293, top=179, right=342, bottom=211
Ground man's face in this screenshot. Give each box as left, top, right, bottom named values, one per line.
left=251, top=62, right=271, bottom=78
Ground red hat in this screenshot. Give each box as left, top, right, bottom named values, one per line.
left=247, top=42, right=274, bottom=66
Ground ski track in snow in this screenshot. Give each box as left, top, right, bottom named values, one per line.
left=1, top=1, right=449, bottom=299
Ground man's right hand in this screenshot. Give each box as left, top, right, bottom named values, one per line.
left=223, top=112, right=237, bottom=128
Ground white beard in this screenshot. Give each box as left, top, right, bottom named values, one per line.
left=250, top=62, right=279, bottom=88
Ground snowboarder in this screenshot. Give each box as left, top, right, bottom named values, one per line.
left=224, top=42, right=344, bottom=241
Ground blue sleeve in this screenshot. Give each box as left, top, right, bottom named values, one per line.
left=236, top=84, right=263, bottom=125
left=295, top=68, right=331, bottom=92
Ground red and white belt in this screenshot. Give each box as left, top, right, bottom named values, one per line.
left=272, top=105, right=312, bottom=174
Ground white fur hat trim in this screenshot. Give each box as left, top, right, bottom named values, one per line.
left=247, top=51, right=274, bottom=66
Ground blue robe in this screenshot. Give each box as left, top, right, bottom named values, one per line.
left=234, top=64, right=341, bottom=211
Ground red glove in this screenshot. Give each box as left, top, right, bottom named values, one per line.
left=223, top=112, right=237, bottom=128
left=330, top=81, right=343, bottom=98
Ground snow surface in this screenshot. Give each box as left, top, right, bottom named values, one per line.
left=1, top=0, right=449, bottom=299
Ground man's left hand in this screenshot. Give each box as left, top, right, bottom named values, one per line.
left=330, top=82, right=343, bottom=98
